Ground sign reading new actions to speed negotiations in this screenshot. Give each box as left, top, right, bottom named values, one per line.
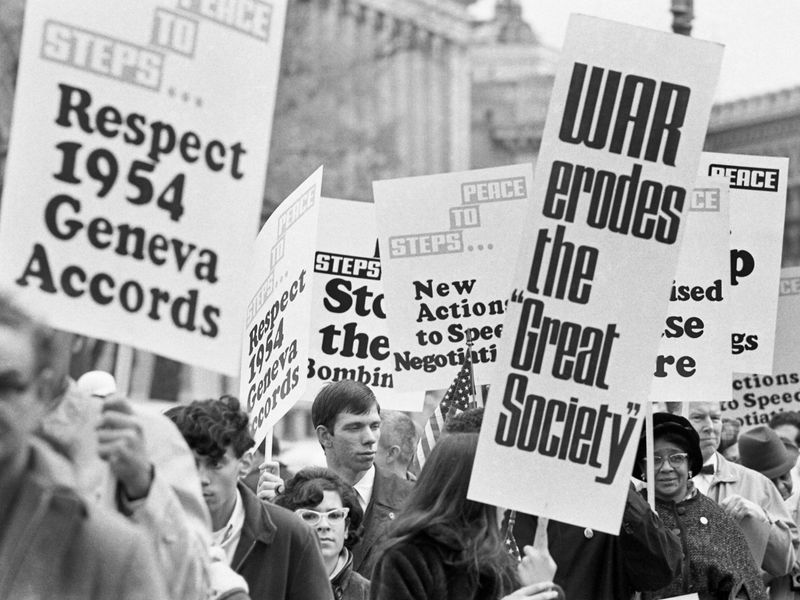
left=373, top=164, right=533, bottom=392
left=469, top=15, right=723, bottom=534
left=699, top=153, right=788, bottom=374
left=308, top=197, right=424, bottom=411
left=241, top=168, right=322, bottom=446
left=649, top=178, right=731, bottom=404
left=0, top=0, right=286, bottom=375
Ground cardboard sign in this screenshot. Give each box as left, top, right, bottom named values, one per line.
left=724, top=267, right=800, bottom=428
left=308, top=197, right=423, bottom=411
left=373, top=163, right=532, bottom=392
left=242, top=168, right=322, bottom=445
left=773, top=267, right=800, bottom=374
left=650, top=179, right=731, bottom=403
left=0, top=0, right=286, bottom=375
left=699, top=153, right=788, bottom=373
left=469, top=15, right=723, bottom=534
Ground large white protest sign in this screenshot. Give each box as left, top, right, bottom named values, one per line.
left=650, top=179, right=731, bottom=403
left=699, top=153, right=788, bottom=374
left=309, top=197, right=423, bottom=411
left=373, top=164, right=532, bottom=392
left=0, top=0, right=286, bottom=375
left=242, top=168, right=322, bottom=445
left=469, top=15, right=723, bottom=534
left=723, top=267, right=800, bottom=429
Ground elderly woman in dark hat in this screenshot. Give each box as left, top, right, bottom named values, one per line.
left=634, top=413, right=767, bottom=600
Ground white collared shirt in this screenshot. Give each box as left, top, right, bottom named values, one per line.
left=212, top=490, right=245, bottom=565
left=692, top=453, right=718, bottom=496
left=353, top=464, right=376, bottom=513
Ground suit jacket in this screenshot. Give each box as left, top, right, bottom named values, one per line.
left=0, top=442, right=168, bottom=600
left=233, top=483, right=333, bottom=600
left=703, top=452, right=800, bottom=578
left=352, top=466, right=414, bottom=578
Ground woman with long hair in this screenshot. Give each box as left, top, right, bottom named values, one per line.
left=370, top=433, right=560, bottom=600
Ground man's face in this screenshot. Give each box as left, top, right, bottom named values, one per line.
left=194, top=447, right=244, bottom=527
left=325, top=407, right=381, bottom=477
left=0, top=325, right=44, bottom=460
left=687, top=401, right=722, bottom=461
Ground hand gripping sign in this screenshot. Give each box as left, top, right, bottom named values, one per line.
left=469, top=15, right=723, bottom=535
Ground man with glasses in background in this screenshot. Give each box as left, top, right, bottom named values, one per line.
left=676, top=401, right=800, bottom=580
left=167, top=396, right=333, bottom=600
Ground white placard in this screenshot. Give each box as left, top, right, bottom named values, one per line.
left=650, top=178, right=731, bottom=403
left=470, top=15, right=723, bottom=534
left=373, top=163, right=532, bottom=392
left=308, top=197, right=423, bottom=411
left=0, top=0, right=286, bottom=375
left=242, top=168, right=322, bottom=445
left=699, top=153, right=788, bottom=373
left=724, top=267, right=800, bottom=429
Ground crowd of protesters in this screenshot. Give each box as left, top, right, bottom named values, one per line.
left=4, top=291, right=800, bottom=600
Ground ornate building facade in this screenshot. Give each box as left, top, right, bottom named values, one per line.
left=705, top=88, right=800, bottom=266
left=469, top=0, right=555, bottom=170
left=264, top=0, right=475, bottom=210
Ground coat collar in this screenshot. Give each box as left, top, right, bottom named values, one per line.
left=232, top=482, right=277, bottom=569
left=712, top=451, right=739, bottom=484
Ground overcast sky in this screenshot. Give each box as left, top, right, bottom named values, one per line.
left=470, top=0, right=800, bottom=103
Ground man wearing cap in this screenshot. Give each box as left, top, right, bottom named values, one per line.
left=678, top=401, right=799, bottom=579
left=739, top=426, right=800, bottom=599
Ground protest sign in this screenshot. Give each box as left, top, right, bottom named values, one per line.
left=649, top=179, right=731, bottom=403
left=723, top=267, right=800, bottom=429
left=469, top=15, right=723, bottom=534
left=699, top=153, right=788, bottom=374
left=373, top=163, right=532, bottom=392
left=0, top=0, right=286, bottom=375
left=309, top=197, right=423, bottom=411
left=242, top=168, right=322, bottom=445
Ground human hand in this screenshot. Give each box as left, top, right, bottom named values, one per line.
left=719, top=494, right=768, bottom=523
left=502, top=582, right=562, bottom=600
left=256, top=460, right=285, bottom=502
left=96, top=397, right=153, bottom=500
left=517, top=517, right=557, bottom=586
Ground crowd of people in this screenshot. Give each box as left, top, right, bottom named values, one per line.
left=3, top=290, right=800, bottom=600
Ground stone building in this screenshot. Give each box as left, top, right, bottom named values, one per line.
left=469, top=0, right=555, bottom=170
left=264, top=0, right=475, bottom=211
left=704, top=87, right=800, bottom=266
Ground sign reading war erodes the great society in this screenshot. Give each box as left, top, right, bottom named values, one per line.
left=0, top=0, right=286, bottom=375
left=469, top=15, right=723, bottom=534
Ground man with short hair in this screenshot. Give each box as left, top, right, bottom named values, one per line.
left=167, top=397, right=333, bottom=600
left=681, top=401, right=799, bottom=578
left=0, top=292, right=167, bottom=599
left=374, top=410, right=418, bottom=481
left=311, top=379, right=413, bottom=577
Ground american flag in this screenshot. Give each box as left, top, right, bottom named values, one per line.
left=413, top=351, right=476, bottom=471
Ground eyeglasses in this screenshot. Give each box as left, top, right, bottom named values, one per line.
left=651, top=453, right=689, bottom=470
left=295, top=507, right=349, bottom=526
